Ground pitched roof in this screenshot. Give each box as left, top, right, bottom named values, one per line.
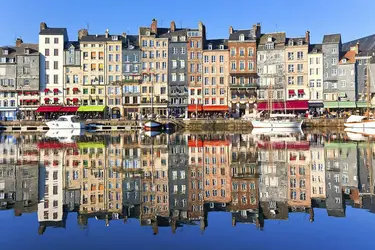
left=340, top=50, right=356, bottom=64
left=342, top=34, right=375, bottom=52
left=203, top=39, right=228, bottom=50
left=259, top=32, right=286, bottom=45
left=159, top=29, right=188, bottom=41
left=139, top=27, right=169, bottom=37
left=0, top=44, right=39, bottom=59
left=80, top=34, right=123, bottom=42
left=39, top=28, right=67, bottom=35
left=286, top=37, right=308, bottom=46
left=124, top=35, right=140, bottom=49
left=309, top=44, right=323, bottom=53
left=323, top=34, right=341, bottom=44
left=64, top=41, right=80, bottom=50
left=229, top=29, right=255, bottom=41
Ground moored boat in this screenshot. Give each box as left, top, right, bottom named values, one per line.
left=251, top=119, right=303, bottom=129
left=143, top=120, right=163, bottom=131
left=46, top=115, right=85, bottom=129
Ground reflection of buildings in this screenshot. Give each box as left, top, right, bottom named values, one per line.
left=168, top=134, right=189, bottom=227
left=230, top=134, right=260, bottom=227
left=37, top=140, right=68, bottom=234
left=310, top=144, right=326, bottom=199
left=140, top=134, right=169, bottom=231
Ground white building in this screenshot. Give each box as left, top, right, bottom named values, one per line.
left=310, top=145, right=326, bottom=199
left=308, top=44, right=324, bottom=111
left=38, top=22, right=68, bottom=105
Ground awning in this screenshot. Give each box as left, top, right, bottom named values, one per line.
left=188, top=139, right=203, bottom=147
left=36, top=106, right=62, bottom=112
left=53, top=88, right=59, bottom=93
left=356, top=102, right=370, bottom=108
left=324, top=102, right=339, bottom=109
left=308, top=101, right=324, bottom=108
left=73, top=98, right=79, bottom=102
left=73, top=88, right=79, bottom=91
left=53, top=98, right=59, bottom=100
left=257, top=102, right=285, bottom=111
left=203, top=105, right=229, bottom=111
left=44, top=89, right=49, bottom=93
left=298, top=89, right=305, bottom=94
left=60, top=106, right=79, bottom=112
left=288, top=90, right=296, bottom=95
left=339, top=101, right=356, bottom=108
left=66, top=98, right=71, bottom=102
left=78, top=142, right=106, bottom=149
left=78, top=105, right=106, bottom=112
left=286, top=100, right=309, bottom=110
left=188, top=104, right=203, bottom=112
left=44, top=98, right=50, bottom=101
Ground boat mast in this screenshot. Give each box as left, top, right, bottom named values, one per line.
left=366, top=59, right=370, bottom=116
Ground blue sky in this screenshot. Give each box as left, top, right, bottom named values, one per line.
left=1, top=0, right=375, bottom=46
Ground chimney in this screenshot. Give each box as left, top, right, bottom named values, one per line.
left=151, top=19, right=157, bottom=33
left=105, top=29, right=109, bottom=38
left=305, top=31, right=310, bottom=44
left=170, top=21, right=176, bottom=32
left=122, top=32, right=127, bottom=39
left=256, top=23, right=261, bottom=38
left=350, top=42, right=359, bottom=54
left=78, top=29, right=88, bottom=40
left=40, top=22, right=47, bottom=31
left=16, top=38, right=23, bottom=47
left=198, top=21, right=204, bottom=32
left=229, top=26, right=233, bottom=35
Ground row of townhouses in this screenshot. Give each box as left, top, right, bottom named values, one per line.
left=1, top=20, right=375, bottom=120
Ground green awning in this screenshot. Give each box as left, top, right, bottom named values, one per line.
left=338, top=101, right=356, bottom=108
left=339, top=92, right=347, bottom=98
left=78, top=142, right=106, bottom=149
left=78, top=105, right=106, bottom=112
left=324, top=102, right=339, bottom=108
left=356, top=102, right=371, bottom=108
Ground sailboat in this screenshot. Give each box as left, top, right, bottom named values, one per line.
left=143, top=69, right=162, bottom=131
left=344, top=58, right=375, bottom=129
left=251, top=79, right=303, bottom=129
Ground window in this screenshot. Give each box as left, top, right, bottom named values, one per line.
left=172, top=47, right=177, bottom=54
left=288, top=76, right=294, bottom=85
left=297, top=51, right=303, bottom=60
left=180, top=47, right=186, bottom=54
left=45, top=49, right=50, bottom=56
left=297, top=64, right=303, bottom=73
left=288, top=64, right=294, bottom=73
left=341, top=80, right=346, bottom=87
left=219, top=55, right=224, bottom=63
left=309, top=68, right=314, bottom=75
left=54, top=75, right=58, bottom=84
left=172, top=73, right=177, bottom=82
left=54, top=37, right=59, bottom=44
left=172, top=60, right=177, bottom=69
left=331, top=69, right=337, bottom=75
left=248, top=48, right=254, bottom=56
left=332, top=58, right=337, bottom=65
left=211, top=55, right=216, bottom=63
left=45, top=61, right=50, bottom=70
left=288, top=52, right=294, bottom=60
left=231, top=61, right=236, bottom=70
left=240, top=48, right=245, bottom=56
left=332, top=48, right=337, bottom=54
left=53, top=61, right=58, bottom=70
left=239, top=34, right=245, bottom=41
left=239, top=61, right=245, bottom=70
left=45, top=37, right=50, bottom=44
left=317, top=80, right=322, bottom=87
left=309, top=58, right=314, bottom=65
left=54, top=49, right=58, bottom=56
left=310, top=80, right=315, bottom=87
left=297, top=76, right=303, bottom=85
left=179, top=73, right=185, bottom=81
left=230, top=48, right=236, bottom=56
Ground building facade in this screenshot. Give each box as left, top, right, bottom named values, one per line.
left=202, top=39, right=230, bottom=114
left=39, top=22, right=68, bottom=106
left=63, top=41, right=81, bottom=107
left=308, top=44, right=324, bottom=111
left=228, top=24, right=260, bottom=116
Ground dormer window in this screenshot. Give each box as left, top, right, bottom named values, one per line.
left=220, top=45, right=224, bottom=50
left=146, top=31, right=150, bottom=36
left=298, top=39, right=303, bottom=45
left=267, top=36, right=273, bottom=42
left=111, top=36, right=118, bottom=41
left=265, top=43, right=274, bottom=50
left=180, top=36, right=186, bottom=42
left=342, top=59, right=347, bottom=63
left=24, top=48, right=30, bottom=54
left=239, top=34, right=245, bottom=41
left=313, top=48, right=317, bottom=53
left=3, top=49, right=8, bottom=55
left=208, top=44, right=212, bottom=50
left=289, top=40, right=294, bottom=46
left=172, top=36, right=178, bottom=42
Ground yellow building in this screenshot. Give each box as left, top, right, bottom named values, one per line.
left=202, top=39, right=230, bottom=114
left=139, top=19, right=169, bottom=116
left=285, top=32, right=310, bottom=112
left=79, top=29, right=124, bottom=117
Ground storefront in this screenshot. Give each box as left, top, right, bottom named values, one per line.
left=0, top=108, right=18, bottom=121
left=36, top=106, right=63, bottom=120
left=257, top=100, right=308, bottom=113
left=187, top=104, right=203, bottom=118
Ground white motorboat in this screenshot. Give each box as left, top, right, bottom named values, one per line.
left=251, top=119, right=303, bottom=129
left=344, top=115, right=375, bottom=128
left=46, top=115, right=85, bottom=129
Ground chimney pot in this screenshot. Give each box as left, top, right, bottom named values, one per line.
left=16, top=38, right=23, bottom=47
left=105, top=29, right=109, bottom=38
left=122, top=32, right=127, bottom=38
left=40, top=22, right=47, bottom=31
left=151, top=19, right=158, bottom=33
left=229, top=26, right=234, bottom=35
left=78, top=29, right=88, bottom=40
left=170, top=21, right=176, bottom=32
left=305, top=31, right=310, bottom=44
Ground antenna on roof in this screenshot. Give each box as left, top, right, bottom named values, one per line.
left=180, top=21, right=183, bottom=28
left=160, top=20, right=164, bottom=27
left=85, top=22, right=90, bottom=31
left=275, top=24, right=278, bottom=32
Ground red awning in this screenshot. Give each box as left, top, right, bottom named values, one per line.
left=73, top=88, right=79, bottom=91
left=53, top=97, right=59, bottom=100
left=66, top=98, right=71, bottom=102
left=257, top=102, right=285, bottom=111
left=25, top=92, right=30, bottom=95
left=44, top=88, right=50, bottom=92
left=203, top=105, right=229, bottom=112
left=188, top=104, right=203, bottom=112
left=60, top=106, right=79, bottom=112
left=73, top=98, right=79, bottom=102
left=286, top=100, right=309, bottom=110
left=44, top=98, right=50, bottom=101
left=188, top=139, right=203, bottom=147
left=53, top=88, right=59, bottom=92
left=32, top=99, right=38, bottom=102
left=298, top=89, right=305, bottom=94
left=288, top=90, right=296, bottom=95
left=36, top=106, right=62, bottom=112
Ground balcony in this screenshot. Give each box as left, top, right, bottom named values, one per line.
left=230, top=83, right=257, bottom=88
left=122, top=79, right=142, bottom=84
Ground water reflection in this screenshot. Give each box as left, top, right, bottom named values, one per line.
left=1, top=131, right=375, bottom=236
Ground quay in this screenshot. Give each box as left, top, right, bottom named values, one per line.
left=0, top=118, right=345, bottom=133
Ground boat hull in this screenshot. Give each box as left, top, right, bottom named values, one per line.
left=344, top=120, right=375, bottom=128
left=144, top=120, right=163, bottom=131
left=46, top=121, right=85, bottom=129
left=251, top=120, right=303, bottom=129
